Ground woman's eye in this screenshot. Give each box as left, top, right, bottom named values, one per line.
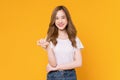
left=62, top=16, right=65, bottom=19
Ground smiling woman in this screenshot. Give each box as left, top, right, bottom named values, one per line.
left=55, top=10, right=68, bottom=30
left=37, top=5, right=84, bottom=80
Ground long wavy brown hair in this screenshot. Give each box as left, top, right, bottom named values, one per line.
left=46, top=5, right=77, bottom=48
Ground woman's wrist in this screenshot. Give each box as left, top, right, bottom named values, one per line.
left=56, top=65, right=61, bottom=70
left=45, top=44, right=50, bottom=51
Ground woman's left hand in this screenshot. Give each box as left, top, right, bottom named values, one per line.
left=46, top=64, right=57, bottom=73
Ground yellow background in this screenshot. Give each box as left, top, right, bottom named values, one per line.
left=0, top=0, right=120, bottom=80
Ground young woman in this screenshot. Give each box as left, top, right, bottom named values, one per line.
left=37, top=5, right=84, bottom=80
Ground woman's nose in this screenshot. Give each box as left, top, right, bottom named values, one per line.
left=58, top=19, right=62, bottom=23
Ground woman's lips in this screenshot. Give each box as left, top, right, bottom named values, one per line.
left=58, top=24, right=64, bottom=27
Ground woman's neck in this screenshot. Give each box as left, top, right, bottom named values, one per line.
left=58, top=29, right=68, bottom=39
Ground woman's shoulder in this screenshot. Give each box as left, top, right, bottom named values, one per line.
left=75, top=36, right=80, bottom=41
left=75, top=36, right=84, bottom=49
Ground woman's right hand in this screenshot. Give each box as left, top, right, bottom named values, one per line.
left=37, top=38, right=50, bottom=50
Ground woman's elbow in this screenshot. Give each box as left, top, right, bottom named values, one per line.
left=76, top=61, right=82, bottom=67
left=50, top=63, right=57, bottom=68
left=48, top=59, right=57, bottom=67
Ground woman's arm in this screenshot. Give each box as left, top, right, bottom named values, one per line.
left=47, top=49, right=82, bottom=72
left=57, top=49, right=82, bottom=70
left=37, top=38, right=57, bottom=67
left=46, top=44, right=57, bottom=67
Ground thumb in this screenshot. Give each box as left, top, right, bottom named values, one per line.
left=44, top=41, right=49, bottom=46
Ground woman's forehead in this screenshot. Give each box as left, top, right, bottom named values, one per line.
left=56, top=10, right=66, bottom=17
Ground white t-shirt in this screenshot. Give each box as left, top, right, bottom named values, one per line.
left=50, top=37, right=84, bottom=65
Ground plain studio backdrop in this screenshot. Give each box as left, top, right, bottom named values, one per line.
left=0, top=0, right=120, bottom=80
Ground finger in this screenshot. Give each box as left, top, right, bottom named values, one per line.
left=41, top=39, right=45, bottom=43
left=43, top=42, right=49, bottom=46
left=42, top=46, right=47, bottom=49
left=43, top=39, right=46, bottom=43
left=37, top=41, right=45, bottom=48
left=40, top=39, right=45, bottom=43
left=39, top=39, right=43, bottom=43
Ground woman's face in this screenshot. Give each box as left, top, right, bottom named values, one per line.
left=55, top=10, right=68, bottom=30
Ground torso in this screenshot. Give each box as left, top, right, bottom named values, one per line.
left=52, top=38, right=75, bottom=65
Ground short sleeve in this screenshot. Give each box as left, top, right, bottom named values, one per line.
left=74, top=37, right=84, bottom=51
left=49, top=41, right=54, bottom=48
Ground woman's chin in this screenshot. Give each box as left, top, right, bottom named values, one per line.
left=58, top=28, right=66, bottom=31
left=57, top=26, right=66, bottom=30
